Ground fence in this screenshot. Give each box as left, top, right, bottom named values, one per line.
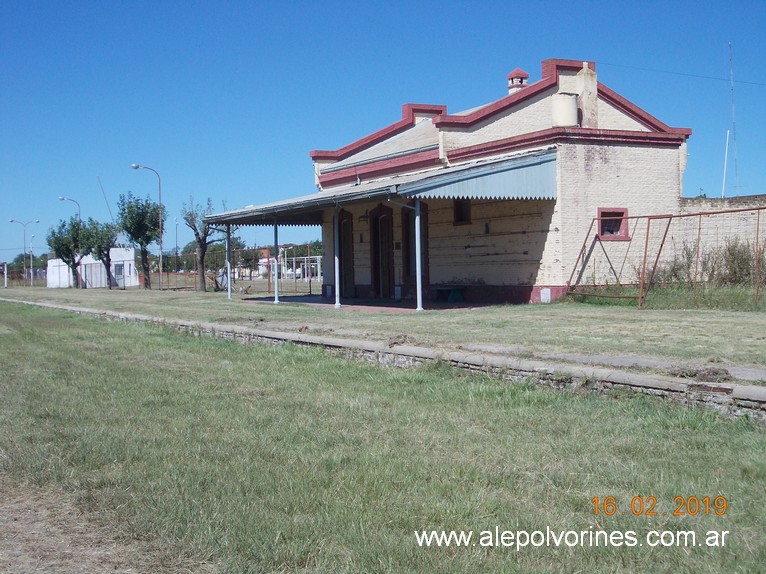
left=2, top=266, right=46, bottom=288
left=567, top=206, right=765, bottom=308
left=77, top=259, right=139, bottom=289
left=2, top=248, right=322, bottom=293
left=137, top=248, right=324, bottom=294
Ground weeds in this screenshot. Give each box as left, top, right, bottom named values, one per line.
left=573, top=235, right=765, bottom=310
left=652, top=237, right=765, bottom=287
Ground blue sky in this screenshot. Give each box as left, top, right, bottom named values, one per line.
left=2, top=0, right=764, bottom=261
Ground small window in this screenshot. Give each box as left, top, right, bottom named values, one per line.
left=453, top=199, right=471, bottom=225
left=598, top=208, right=629, bottom=240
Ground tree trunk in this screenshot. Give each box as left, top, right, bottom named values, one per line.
left=70, top=265, right=81, bottom=289
left=140, top=246, right=152, bottom=289
left=195, top=246, right=207, bottom=292
left=63, top=256, right=83, bottom=288
left=101, top=257, right=116, bottom=289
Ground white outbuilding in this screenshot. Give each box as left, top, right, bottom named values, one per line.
left=47, top=247, right=139, bottom=289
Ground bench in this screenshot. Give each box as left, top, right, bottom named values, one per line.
left=433, top=285, right=466, bottom=303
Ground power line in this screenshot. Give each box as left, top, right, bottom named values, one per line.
left=598, top=61, right=766, bottom=87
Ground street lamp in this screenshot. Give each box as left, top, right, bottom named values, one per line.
left=29, top=235, right=35, bottom=287
left=9, top=218, right=39, bottom=286
left=58, top=196, right=82, bottom=287
left=131, top=163, right=163, bottom=289
left=175, top=217, right=178, bottom=276
left=58, top=196, right=81, bottom=221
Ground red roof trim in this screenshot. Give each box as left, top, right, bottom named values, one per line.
left=434, top=76, right=557, bottom=128
left=447, top=127, right=690, bottom=163
left=541, top=58, right=595, bottom=78
left=310, top=103, right=446, bottom=162
left=311, top=58, right=692, bottom=177
left=317, top=148, right=441, bottom=188
left=597, top=82, right=692, bottom=135
left=434, top=58, right=692, bottom=136
left=434, top=60, right=594, bottom=129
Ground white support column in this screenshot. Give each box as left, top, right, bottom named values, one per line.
left=333, top=210, right=341, bottom=309
left=273, top=221, right=280, bottom=304
left=226, top=224, right=232, bottom=300
left=415, top=197, right=424, bottom=312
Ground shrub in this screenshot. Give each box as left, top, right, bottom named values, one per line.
left=650, top=237, right=765, bottom=288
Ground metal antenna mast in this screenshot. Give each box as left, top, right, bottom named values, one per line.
left=728, top=42, right=740, bottom=195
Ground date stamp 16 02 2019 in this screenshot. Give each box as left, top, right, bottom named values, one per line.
left=591, top=496, right=728, bottom=517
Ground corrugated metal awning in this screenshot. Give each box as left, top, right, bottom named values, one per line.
left=398, top=149, right=556, bottom=200
left=204, top=170, right=437, bottom=227
left=205, top=148, right=557, bottom=227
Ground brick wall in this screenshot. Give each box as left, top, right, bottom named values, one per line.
left=441, top=89, right=556, bottom=153
left=556, top=142, right=686, bottom=284
left=681, top=194, right=766, bottom=213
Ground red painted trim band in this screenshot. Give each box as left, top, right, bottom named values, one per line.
left=317, top=149, right=442, bottom=188
left=447, top=127, right=689, bottom=163
left=310, top=103, right=446, bottom=162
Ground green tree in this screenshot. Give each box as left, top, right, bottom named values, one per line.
left=81, top=218, right=119, bottom=289
left=118, top=192, right=164, bottom=289
left=181, top=197, right=224, bottom=292
left=207, top=236, right=246, bottom=253
left=30, top=252, right=48, bottom=273
left=238, top=244, right=264, bottom=276
left=180, top=240, right=197, bottom=256
left=47, top=216, right=85, bottom=288
left=6, top=252, right=47, bottom=281
left=8, top=252, right=25, bottom=273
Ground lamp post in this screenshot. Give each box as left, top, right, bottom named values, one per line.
left=131, top=164, right=163, bottom=289
left=175, top=217, right=178, bottom=276
left=9, top=218, right=38, bottom=286
left=58, top=196, right=82, bottom=287
left=29, top=235, right=35, bottom=287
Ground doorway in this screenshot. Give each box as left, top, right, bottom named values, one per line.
left=369, top=204, right=394, bottom=298
left=338, top=210, right=355, bottom=297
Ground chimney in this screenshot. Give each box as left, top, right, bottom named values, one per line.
left=576, top=61, right=598, bottom=128
left=507, top=68, right=529, bottom=94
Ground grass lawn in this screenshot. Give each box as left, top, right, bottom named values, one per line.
left=0, top=301, right=764, bottom=573
left=2, top=287, right=765, bottom=369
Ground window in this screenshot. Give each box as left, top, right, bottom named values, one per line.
left=453, top=199, right=471, bottom=225
left=598, top=208, right=629, bottom=240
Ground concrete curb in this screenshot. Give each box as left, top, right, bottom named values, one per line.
left=3, top=297, right=765, bottom=424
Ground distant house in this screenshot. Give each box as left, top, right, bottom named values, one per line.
left=207, top=58, right=695, bottom=306
left=47, top=247, right=139, bottom=289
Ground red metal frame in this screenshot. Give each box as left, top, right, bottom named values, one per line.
left=568, top=205, right=766, bottom=308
